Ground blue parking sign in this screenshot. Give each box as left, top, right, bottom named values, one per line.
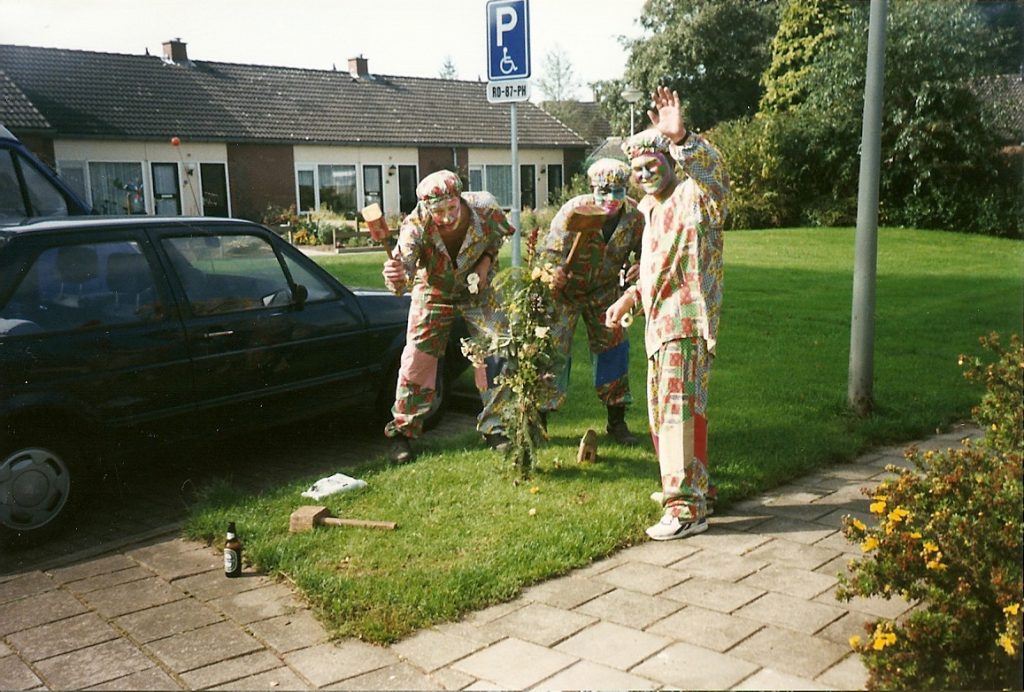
left=486, top=0, right=530, bottom=81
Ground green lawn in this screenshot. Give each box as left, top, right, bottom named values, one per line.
left=185, top=227, right=1023, bottom=643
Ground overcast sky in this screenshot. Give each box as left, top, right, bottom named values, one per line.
left=1, top=0, right=647, bottom=100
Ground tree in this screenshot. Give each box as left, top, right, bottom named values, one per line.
left=619, top=0, right=779, bottom=131
left=438, top=56, right=458, bottom=80
left=535, top=47, right=580, bottom=101
left=759, top=0, right=851, bottom=113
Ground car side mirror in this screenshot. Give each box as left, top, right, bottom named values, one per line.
left=292, top=283, right=308, bottom=309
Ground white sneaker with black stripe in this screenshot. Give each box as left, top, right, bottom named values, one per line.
left=649, top=491, right=714, bottom=516
left=645, top=513, right=708, bottom=541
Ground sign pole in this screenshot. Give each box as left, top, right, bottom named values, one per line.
left=510, top=102, right=521, bottom=266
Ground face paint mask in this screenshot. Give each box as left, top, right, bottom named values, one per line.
left=631, top=154, right=671, bottom=196
left=592, top=185, right=626, bottom=214
left=425, top=196, right=461, bottom=227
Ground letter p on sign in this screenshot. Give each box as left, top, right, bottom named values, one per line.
left=486, top=0, right=530, bottom=80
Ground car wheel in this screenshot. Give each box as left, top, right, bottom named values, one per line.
left=0, top=438, right=77, bottom=543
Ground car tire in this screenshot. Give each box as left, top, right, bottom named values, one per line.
left=0, top=430, right=80, bottom=545
left=377, top=357, right=449, bottom=432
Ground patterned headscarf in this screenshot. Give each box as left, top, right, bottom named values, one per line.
left=622, top=129, right=673, bottom=160
left=586, top=158, right=631, bottom=189
left=416, top=169, right=463, bottom=202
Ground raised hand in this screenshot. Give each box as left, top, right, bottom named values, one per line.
left=646, top=86, right=687, bottom=144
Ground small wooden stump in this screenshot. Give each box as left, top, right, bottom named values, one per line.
left=577, top=429, right=598, bottom=464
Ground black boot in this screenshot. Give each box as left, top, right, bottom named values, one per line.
left=539, top=410, right=548, bottom=433
left=606, top=405, right=639, bottom=445
left=388, top=436, right=414, bottom=464
left=484, top=432, right=510, bottom=451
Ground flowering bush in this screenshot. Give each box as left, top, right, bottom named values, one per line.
left=839, top=333, right=1023, bottom=690
left=462, top=228, right=562, bottom=478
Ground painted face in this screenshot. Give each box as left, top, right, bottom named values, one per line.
left=425, top=196, right=461, bottom=227
left=592, top=184, right=626, bottom=214
left=631, top=154, right=672, bottom=195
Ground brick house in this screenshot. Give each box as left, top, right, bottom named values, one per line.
left=0, top=40, right=588, bottom=221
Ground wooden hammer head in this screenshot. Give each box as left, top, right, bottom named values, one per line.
left=565, top=204, right=607, bottom=232
left=289, top=505, right=333, bottom=533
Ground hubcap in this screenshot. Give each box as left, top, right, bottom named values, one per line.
left=0, top=447, right=71, bottom=531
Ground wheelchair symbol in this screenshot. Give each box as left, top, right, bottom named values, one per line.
left=499, top=48, right=517, bottom=75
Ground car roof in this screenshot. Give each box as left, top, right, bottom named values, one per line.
left=0, top=215, right=262, bottom=240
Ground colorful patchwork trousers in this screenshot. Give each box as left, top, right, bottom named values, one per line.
left=647, top=337, right=712, bottom=520
left=385, top=286, right=507, bottom=440
left=544, top=288, right=632, bottom=411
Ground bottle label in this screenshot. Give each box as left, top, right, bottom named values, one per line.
left=224, top=548, right=239, bottom=574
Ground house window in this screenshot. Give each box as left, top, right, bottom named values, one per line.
left=57, top=162, right=87, bottom=201
left=469, top=166, right=483, bottom=192
left=297, top=169, right=315, bottom=213
left=547, top=164, right=564, bottom=205
left=200, top=163, right=230, bottom=217
left=317, top=164, right=357, bottom=215
left=484, top=165, right=512, bottom=208
left=151, top=163, right=181, bottom=216
left=89, top=162, right=145, bottom=215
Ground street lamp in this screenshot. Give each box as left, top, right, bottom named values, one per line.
left=620, top=85, right=644, bottom=135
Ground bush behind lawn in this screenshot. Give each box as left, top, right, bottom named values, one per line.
left=185, top=227, right=1023, bottom=643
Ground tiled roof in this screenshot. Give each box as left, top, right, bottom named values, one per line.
left=0, top=68, right=51, bottom=131
left=541, top=100, right=613, bottom=146
left=0, top=44, right=588, bottom=148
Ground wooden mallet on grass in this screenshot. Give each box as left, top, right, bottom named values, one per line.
left=289, top=505, right=397, bottom=533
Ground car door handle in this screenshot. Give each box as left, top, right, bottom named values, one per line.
left=205, top=330, right=235, bottom=338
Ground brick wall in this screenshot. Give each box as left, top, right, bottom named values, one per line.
left=418, top=147, right=468, bottom=186
left=227, top=143, right=295, bottom=222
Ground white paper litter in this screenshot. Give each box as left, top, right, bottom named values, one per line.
left=301, top=473, right=367, bottom=500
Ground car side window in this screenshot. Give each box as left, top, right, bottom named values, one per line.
left=0, top=240, right=162, bottom=336
left=281, top=251, right=338, bottom=303
left=20, top=153, right=70, bottom=218
left=0, top=151, right=27, bottom=223
left=162, top=233, right=291, bottom=316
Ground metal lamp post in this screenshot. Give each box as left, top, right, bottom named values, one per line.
left=621, top=85, right=643, bottom=135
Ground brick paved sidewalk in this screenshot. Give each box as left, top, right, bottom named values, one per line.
left=0, top=424, right=981, bottom=691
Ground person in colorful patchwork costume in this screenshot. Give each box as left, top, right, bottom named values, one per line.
left=382, top=170, right=514, bottom=464
left=542, top=158, right=645, bottom=445
left=605, top=87, right=730, bottom=541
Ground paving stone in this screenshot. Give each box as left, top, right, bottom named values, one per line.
left=738, top=564, right=838, bottom=599
left=684, top=528, right=773, bottom=556
left=729, top=625, right=849, bottom=678
left=746, top=538, right=841, bottom=571
left=452, top=638, right=577, bottom=690
left=0, top=588, right=88, bottom=636
left=532, top=660, right=659, bottom=690
left=732, top=667, right=829, bottom=690
left=433, top=620, right=506, bottom=645
left=114, top=597, right=223, bottom=643
left=630, top=641, right=759, bottom=689
left=462, top=680, right=501, bottom=691
left=179, top=649, right=282, bottom=689
left=811, top=528, right=860, bottom=554
left=82, top=577, right=186, bottom=618
left=708, top=511, right=774, bottom=533
left=460, top=600, right=524, bottom=626
left=660, top=576, right=766, bottom=613
left=520, top=576, right=612, bottom=609
left=321, top=661, right=439, bottom=690
left=574, top=588, right=682, bottom=629
left=814, top=507, right=875, bottom=530
left=427, top=666, right=476, bottom=691
left=144, top=620, right=263, bottom=673
left=483, top=602, right=595, bottom=646
left=127, top=539, right=221, bottom=581
left=217, top=666, right=312, bottom=691
left=554, top=621, right=670, bottom=670
left=83, top=666, right=183, bottom=690
left=0, top=654, right=42, bottom=689
left=284, top=641, right=398, bottom=688
left=759, top=491, right=837, bottom=522
left=0, top=571, right=56, bottom=605
left=735, top=592, right=846, bottom=635
left=174, top=569, right=268, bottom=601
left=571, top=556, right=624, bottom=578
left=751, top=516, right=838, bottom=545
left=815, top=585, right=913, bottom=619
left=392, top=629, right=483, bottom=672
left=34, top=638, right=152, bottom=690
left=645, top=604, right=762, bottom=652
left=815, top=554, right=858, bottom=580
left=817, top=611, right=876, bottom=647
left=670, top=550, right=768, bottom=582
left=813, top=463, right=884, bottom=481
left=0, top=640, right=10, bottom=657
left=246, top=610, right=329, bottom=654
left=815, top=652, right=869, bottom=690
left=595, top=561, right=686, bottom=595
left=62, top=566, right=154, bottom=595
left=618, top=540, right=701, bottom=566
left=7, top=612, right=119, bottom=662
left=210, top=583, right=302, bottom=625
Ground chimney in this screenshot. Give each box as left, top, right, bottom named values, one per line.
left=162, top=38, right=191, bottom=65
left=348, top=55, right=369, bottom=79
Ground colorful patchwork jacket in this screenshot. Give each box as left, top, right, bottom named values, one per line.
left=635, top=134, right=729, bottom=357
left=386, top=191, right=514, bottom=300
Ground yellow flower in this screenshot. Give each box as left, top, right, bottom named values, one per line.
left=1003, top=603, right=1020, bottom=615
left=851, top=518, right=867, bottom=531
left=991, top=423, right=998, bottom=431
left=528, top=507, right=537, bottom=516
left=998, top=633, right=1016, bottom=656
left=861, top=536, right=879, bottom=552
left=923, top=540, right=939, bottom=553
left=529, top=486, right=540, bottom=494
left=926, top=558, right=947, bottom=571
left=530, top=267, right=542, bottom=280
left=849, top=635, right=862, bottom=649
left=887, top=507, right=910, bottom=523
left=869, top=499, right=886, bottom=515
left=871, top=631, right=897, bottom=651
left=909, top=532, right=922, bottom=539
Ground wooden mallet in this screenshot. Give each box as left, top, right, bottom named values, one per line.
left=289, top=505, right=397, bottom=533
left=562, top=203, right=607, bottom=275
left=360, top=203, right=397, bottom=255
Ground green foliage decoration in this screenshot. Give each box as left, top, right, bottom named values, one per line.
left=839, top=332, right=1023, bottom=690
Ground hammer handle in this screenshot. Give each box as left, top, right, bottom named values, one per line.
left=319, top=517, right=397, bottom=530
